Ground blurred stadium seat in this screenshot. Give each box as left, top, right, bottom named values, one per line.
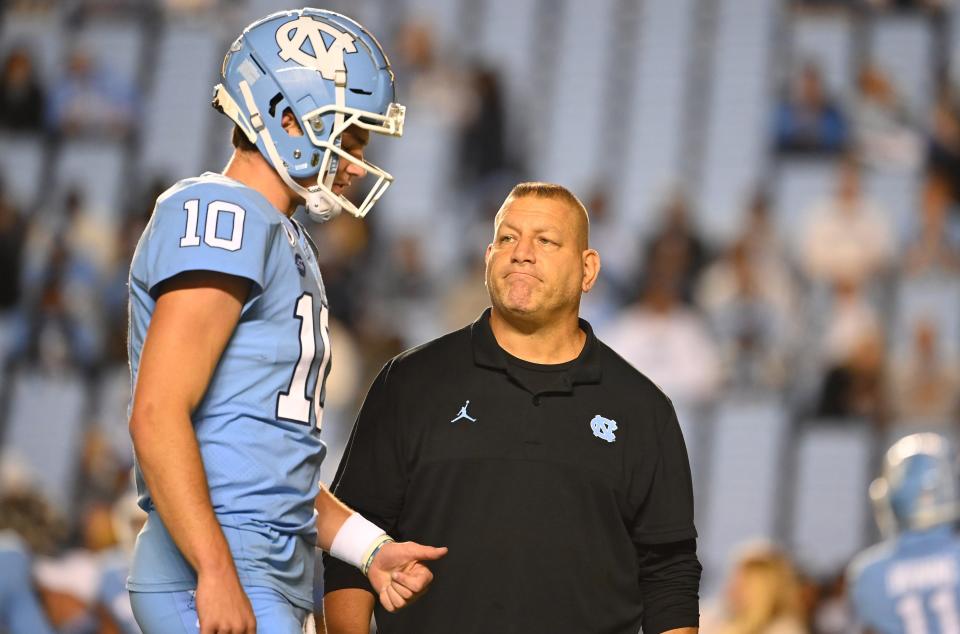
left=700, top=395, right=788, bottom=585
left=790, top=421, right=873, bottom=577
left=3, top=370, right=87, bottom=513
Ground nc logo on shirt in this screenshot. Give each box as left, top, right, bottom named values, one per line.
left=294, top=253, right=306, bottom=277
left=590, top=415, right=617, bottom=443
left=276, top=16, right=357, bottom=81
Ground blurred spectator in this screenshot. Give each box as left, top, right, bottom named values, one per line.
left=456, top=64, right=512, bottom=190
left=10, top=236, right=102, bottom=370
left=102, top=212, right=148, bottom=365
left=863, top=0, right=948, bottom=10
left=308, top=212, right=373, bottom=328
left=902, top=170, right=960, bottom=276
left=799, top=157, right=894, bottom=287
left=700, top=544, right=807, bottom=634
left=0, top=45, right=46, bottom=132
left=0, top=179, right=26, bottom=313
left=817, top=280, right=887, bottom=421
left=47, top=48, right=138, bottom=139
left=638, top=188, right=709, bottom=304
left=696, top=240, right=792, bottom=390
left=0, top=488, right=64, bottom=634
left=368, top=234, right=444, bottom=347
left=734, top=190, right=798, bottom=316
left=890, top=318, right=960, bottom=423
left=809, top=573, right=855, bottom=634
left=578, top=186, right=634, bottom=328
left=605, top=245, right=721, bottom=407
left=94, top=492, right=146, bottom=634
left=775, top=61, right=848, bottom=154
left=821, top=278, right=882, bottom=367
left=926, top=89, right=960, bottom=206
left=853, top=62, right=921, bottom=170
left=393, top=21, right=467, bottom=119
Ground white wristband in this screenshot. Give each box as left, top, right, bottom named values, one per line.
left=330, top=513, right=388, bottom=571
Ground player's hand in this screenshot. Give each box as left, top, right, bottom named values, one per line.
left=196, top=571, right=257, bottom=634
left=366, top=541, right=447, bottom=612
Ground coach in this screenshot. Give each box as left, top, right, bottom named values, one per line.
left=323, top=182, right=701, bottom=634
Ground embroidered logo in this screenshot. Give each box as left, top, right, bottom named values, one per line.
left=294, top=253, right=306, bottom=277
left=590, top=415, right=617, bottom=443
left=450, top=400, right=477, bottom=423
left=276, top=16, right=357, bottom=81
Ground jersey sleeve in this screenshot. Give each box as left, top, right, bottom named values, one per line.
left=142, top=185, right=274, bottom=297
left=630, top=396, right=699, bottom=544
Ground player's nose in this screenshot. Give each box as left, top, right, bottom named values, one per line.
left=345, top=160, right=367, bottom=180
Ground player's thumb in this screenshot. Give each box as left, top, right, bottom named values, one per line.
left=405, top=543, right=448, bottom=561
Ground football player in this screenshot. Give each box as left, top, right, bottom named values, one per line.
left=848, top=432, right=960, bottom=634
left=0, top=491, right=58, bottom=634
left=126, top=9, right=445, bottom=634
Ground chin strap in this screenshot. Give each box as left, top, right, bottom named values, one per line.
left=237, top=79, right=342, bottom=222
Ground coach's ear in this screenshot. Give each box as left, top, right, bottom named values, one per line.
left=581, top=248, right=600, bottom=293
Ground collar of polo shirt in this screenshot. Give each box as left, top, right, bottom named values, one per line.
left=469, top=308, right=603, bottom=385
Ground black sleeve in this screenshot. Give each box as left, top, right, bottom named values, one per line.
left=631, top=397, right=698, bottom=544
left=323, top=360, right=406, bottom=596
left=637, top=539, right=702, bottom=633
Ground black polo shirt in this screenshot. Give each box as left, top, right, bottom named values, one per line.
left=324, top=309, right=700, bottom=634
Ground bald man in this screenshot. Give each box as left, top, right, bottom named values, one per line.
left=322, top=182, right=702, bottom=634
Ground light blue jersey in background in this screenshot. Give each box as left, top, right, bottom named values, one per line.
left=0, top=530, right=57, bottom=634
left=849, top=525, right=960, bottom=634
left=126, top=173, right=330, bottom=609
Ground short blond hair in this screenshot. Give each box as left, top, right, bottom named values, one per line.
left=497, top=182, right=590, bottom=249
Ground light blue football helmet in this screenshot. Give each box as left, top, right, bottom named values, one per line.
left=212, top=8, right=405, bottom=221
left=870, top=432, right=960, bottom=538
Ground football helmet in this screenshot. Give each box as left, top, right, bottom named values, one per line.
left=870, top=432, right=960, bottom=538
left=212, top=8, right=405, bottom=222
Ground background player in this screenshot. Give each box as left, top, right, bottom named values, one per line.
left=126, top=9, right=445, bottom=634
left=848, top=432, right=960, bottom=634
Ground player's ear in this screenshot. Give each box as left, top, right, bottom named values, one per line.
left=485, top=242, right=494, bottom=264
left=280, top=108, right=303, bottom=137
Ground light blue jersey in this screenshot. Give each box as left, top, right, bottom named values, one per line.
left=849, top=526, right=960, bottom=634
left=126, top=173, right=331, bottom=609
left=0, top=531, right=57, bottom=634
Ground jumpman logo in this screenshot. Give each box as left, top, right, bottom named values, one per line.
left=450, top=400, right=477, bottom=423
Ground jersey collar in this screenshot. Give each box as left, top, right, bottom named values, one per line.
left=470, top=308, right=602, bottom=385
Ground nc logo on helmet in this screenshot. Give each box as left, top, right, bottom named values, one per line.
left=275, top=16, right=357, bottom=81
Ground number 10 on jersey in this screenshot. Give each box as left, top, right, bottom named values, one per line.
left=276, top=293, right=330, bottom=430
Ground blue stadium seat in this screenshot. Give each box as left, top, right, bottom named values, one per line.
left=2, top=370, right=87, bottom=513
left=0, top=133, right=44, bottom=210
left=697, top=0, right=777, bottom=242
left=868, top=16, right=934, bottom=117
left=892, top=274, right=960, bottom=361
left=474, top=0, right=539, bottom=126
left=774, top=158, right=838, bottom=243
left=139, top=26, right=219, bottom=182
left=95, top=365, right=134, bottom=467
left=54, top=141, right=126, bottom=221
left=74, top=19, right=144, bottom=86
left=790, top=421, right=873, bottom=577
left=700, top=394, right=788, bottom=585
left=614, top=0, right=696, bottom=235
left=791, top=13, right=854, bottom=94
left=0, top=9, right=64, bottom=85
left=539, top=0, right=619, bottom=193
